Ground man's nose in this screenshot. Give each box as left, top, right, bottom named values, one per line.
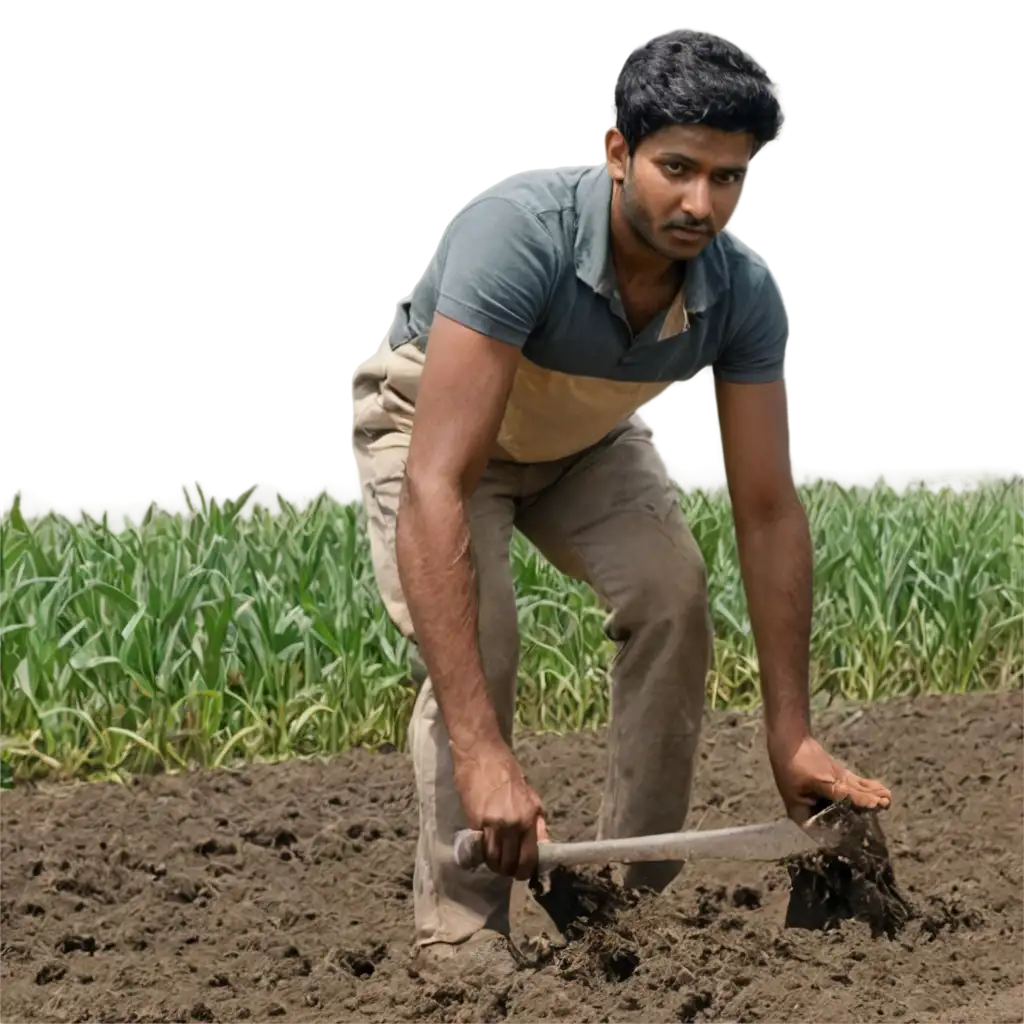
left=681, top=176, right=712, bottom=223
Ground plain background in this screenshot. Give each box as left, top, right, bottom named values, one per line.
left=2, top=7, right=1024, bottom=487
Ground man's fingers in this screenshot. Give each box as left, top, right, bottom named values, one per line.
left=856, top=782, right=888, bottom=806
left=516, top=826, right=538, bottom=881
left=482, top=824, right=532, bottom=877
left=537, top=815, right=551, bottom=844
left=483, top=826, right=503, bottom=873
left=499, top=830, right=521, bottom=878
left=848, top=790, right=889, bottom=810
left=844, top=768, right=892, bottom=794
left=837, top=771, right=892, bottom=809
left=862, top=779, right=892, bottom=803
left=850, top=779, right=892, bottom=808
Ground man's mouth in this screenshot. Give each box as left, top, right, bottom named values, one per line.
left=667, top=225, right=711, bottom=239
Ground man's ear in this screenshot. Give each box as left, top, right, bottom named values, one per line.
left=604, top=127, right=629, bottom=183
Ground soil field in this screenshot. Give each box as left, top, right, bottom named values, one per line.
left=2, top=689, right=1022, bottom=1024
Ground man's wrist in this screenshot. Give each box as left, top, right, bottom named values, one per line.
left=448, top=714, right=507, bottom=764
left=765, top=705, right=811, bottom=762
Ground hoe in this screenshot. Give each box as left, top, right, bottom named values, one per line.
left=453, top=802, right=869, bottom=872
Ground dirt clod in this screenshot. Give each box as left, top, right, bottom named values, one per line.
left=785, top=801, right=915, bottom=938
left=678, top=989, right=714, bottom=1022
left=732, top=884, right=762, bottom=909
left=529, top=866, right=634, bottom=941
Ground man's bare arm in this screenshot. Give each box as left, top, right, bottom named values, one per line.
left=397, top=313, right=519, bottom=752
left=715, top=378, right=891, bottom=820
left=715, top=378, right=812, bottom=747
left=396, top=313, right=546, bottom=877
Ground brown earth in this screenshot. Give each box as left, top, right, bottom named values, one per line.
left=1, top=689, right=1022, bottom=1023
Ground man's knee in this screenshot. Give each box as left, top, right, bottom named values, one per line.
left=623, top=566, right=708, bottom=628
left=608, top=524, right=710, bottom=643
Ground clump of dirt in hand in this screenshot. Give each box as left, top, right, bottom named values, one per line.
left=784, top=800, right=915, bottom=938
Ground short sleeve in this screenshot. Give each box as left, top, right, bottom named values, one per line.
left=713, top=265, right=788, bottom=384
left=434, top=198, right=559, bottom=346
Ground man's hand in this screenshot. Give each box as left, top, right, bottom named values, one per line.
left=452, top=739, right=549, bottom=880
left=769, top=733, right=892, bottom=824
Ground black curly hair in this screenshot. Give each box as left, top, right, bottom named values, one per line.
left=615, top=30, right=783, bottom=155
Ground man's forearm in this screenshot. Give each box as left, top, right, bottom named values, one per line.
left=395, top=473, right=503, bottom=753
left=734, top=497, right=813, bottom=751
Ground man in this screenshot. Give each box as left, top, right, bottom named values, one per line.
left=351, top=28, right=892, bottom=968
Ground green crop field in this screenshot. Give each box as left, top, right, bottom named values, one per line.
left=1, top=479, right=1021, bottom=784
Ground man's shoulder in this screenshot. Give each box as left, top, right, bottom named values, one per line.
left=713, top=231, right=775, bottom=296
left=455, top=165, right=599, bottom=223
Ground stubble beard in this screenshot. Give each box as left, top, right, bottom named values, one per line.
left=614, top=169, right=704, bottom=264
left=619, top=170, right=680, bottom=263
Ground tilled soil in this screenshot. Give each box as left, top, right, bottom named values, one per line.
left=1, top=689, right=1021, bottom=1023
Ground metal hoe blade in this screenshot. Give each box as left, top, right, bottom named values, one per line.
left=453, top=810, right=837, bottom=873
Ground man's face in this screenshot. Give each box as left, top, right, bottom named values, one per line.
left=607, top=123, right=753, bottom=261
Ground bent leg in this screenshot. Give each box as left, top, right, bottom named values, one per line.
left=353, top=349, right=522, bottom=944
left=517, top=417, right=713, bottom=891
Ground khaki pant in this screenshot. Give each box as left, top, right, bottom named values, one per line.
left=352, top=337, right=712, bottom=947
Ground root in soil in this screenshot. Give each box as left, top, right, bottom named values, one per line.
left=784, top=800, right=915, bottom=938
